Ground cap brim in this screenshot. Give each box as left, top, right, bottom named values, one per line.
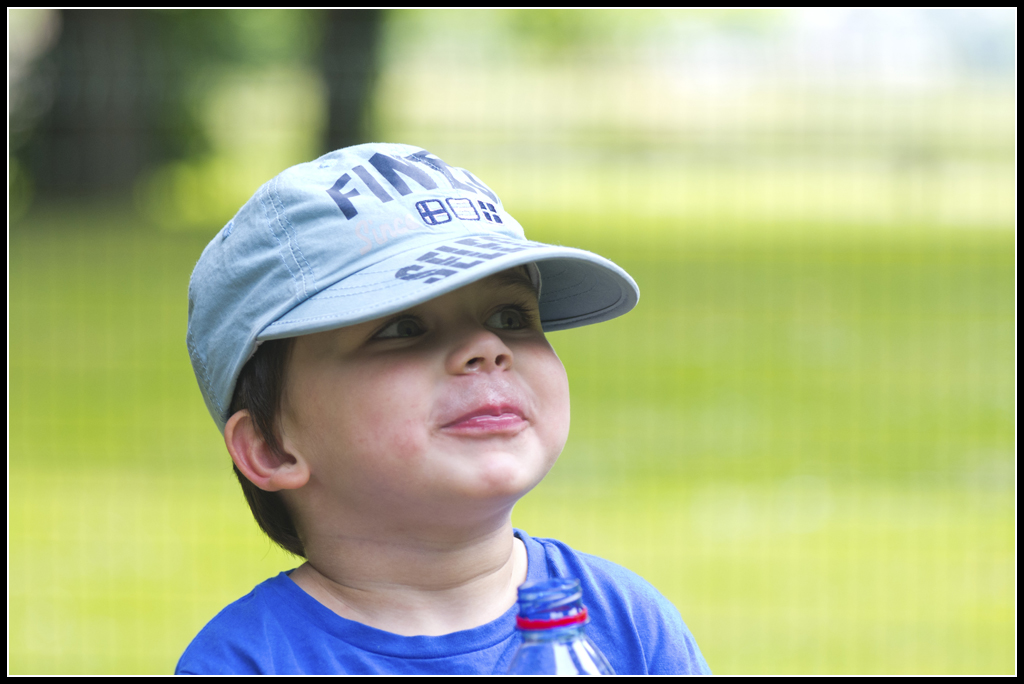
left=257, top=232, right=638, bottom=341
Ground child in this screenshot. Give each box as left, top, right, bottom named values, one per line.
left=178, top=142, right=711, bottom=675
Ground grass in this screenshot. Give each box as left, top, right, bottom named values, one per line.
left=8, top=201, right=1015, bottom=674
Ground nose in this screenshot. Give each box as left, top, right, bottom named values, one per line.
left=445, top=328, right=514, bottom=375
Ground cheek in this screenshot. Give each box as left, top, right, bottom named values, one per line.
left=298, top=363, right=432, bottom=466
left=550, top=374, right=571, bottom=454
left=529, top=350, right=572, bottom=454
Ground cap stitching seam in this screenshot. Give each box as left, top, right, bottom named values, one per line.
left=272, top=178, right=312, bottom=298
left=266, top=278, right=557, bottom=326
left=278, top=238, right=552, bottom=290
left=260, top=181, right=308, bottom=299
left=271, top=180, right=317, bottom=295
left=259, top=237, right=544, bottom=298
left=262, top=253, right=557, bottom=311
left=545, top=288, right=608, bottom=303
left=262, top=278, right=410, bottom=313
left=531, top=280, right=588, bottom=297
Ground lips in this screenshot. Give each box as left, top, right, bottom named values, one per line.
left=435, top=378, right=532, bottom=437
left=442, top=404, right=526, bottom=431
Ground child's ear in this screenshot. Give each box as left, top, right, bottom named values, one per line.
left=224, top=410, right=309, bottom=492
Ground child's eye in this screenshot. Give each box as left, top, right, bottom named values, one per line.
left=374, top=317, right=425, bottom=339
left=486, top=307, right=530, bottom=330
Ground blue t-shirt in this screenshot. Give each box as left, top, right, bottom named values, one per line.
left=176, top=530, right=711, bottom=675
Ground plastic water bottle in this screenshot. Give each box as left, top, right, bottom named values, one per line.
left=506, top=577, right=615, bottom=675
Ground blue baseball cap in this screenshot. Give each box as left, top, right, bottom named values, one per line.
left=187, top=142, right=639, bottom=432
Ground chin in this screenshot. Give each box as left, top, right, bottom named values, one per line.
left=464, top=449, right=554, bottom=501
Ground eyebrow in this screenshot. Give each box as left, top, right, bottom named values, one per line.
left=491, top=266, right=538, bottom=296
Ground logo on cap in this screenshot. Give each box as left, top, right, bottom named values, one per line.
left=446, top=198, right=481, bottom=221
left=326, top=150, right=502, bottom=222
left=478, top=201, right=502, bottom=223
left=415, top=200, right=452, bottom=225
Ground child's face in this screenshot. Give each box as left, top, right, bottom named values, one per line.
left=279, top=268, right=570, bottom=529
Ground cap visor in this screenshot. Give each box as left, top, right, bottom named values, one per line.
left=258, top=232, right=638, bottom=340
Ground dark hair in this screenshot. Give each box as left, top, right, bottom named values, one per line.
left=228, top=338, right=305, bottom=558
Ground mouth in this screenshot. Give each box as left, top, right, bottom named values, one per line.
left=440, top=404, right=528, bottom=435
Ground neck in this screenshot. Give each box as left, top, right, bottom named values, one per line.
left=288, top=518, right=528, bottom=636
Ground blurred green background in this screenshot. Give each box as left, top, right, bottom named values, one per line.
left=8, top=9, right=1015, bottom=675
